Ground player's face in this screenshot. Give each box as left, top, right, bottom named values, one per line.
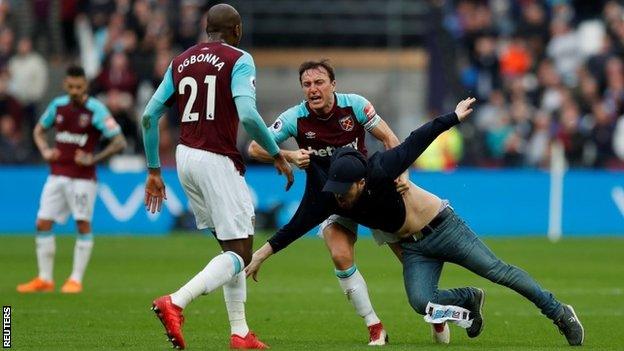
left=301, top=67, right=336, bottom=115
left=334, top=179, right=365, bottom=210
left=64, top=76, right=88, bottom=104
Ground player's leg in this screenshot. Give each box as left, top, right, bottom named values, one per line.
left=17, top=175, right=68, bottom=293
left=152, top=146, right=266, bottom=349
left=62, top=178, right=97, bottom=293
left=430, top=209, right=583, bottom=344
left=400, top=241, right=451, bottom=344
left=320, top=217, right=386, bottom=345
left=219, top=237, right=268, bottom=349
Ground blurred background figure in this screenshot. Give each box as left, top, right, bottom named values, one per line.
left=0, top=0, right=620, bottom=171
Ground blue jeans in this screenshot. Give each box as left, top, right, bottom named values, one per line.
left=400, top=209, right=563, bottom=321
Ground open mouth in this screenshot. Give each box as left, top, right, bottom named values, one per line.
left=309, top=96, right=322, bottom=103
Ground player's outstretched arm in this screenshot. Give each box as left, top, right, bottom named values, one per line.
left=369, top=118, right=410, bottom=193
left=245, top=242, right=274, bottom=281
left=378, top=97, right=476, bottom=180
left=248, top=141, right=312, bottom=169
left=141, top=91, right=170, bottom=213
left=235, top=96, right=294, bottom=190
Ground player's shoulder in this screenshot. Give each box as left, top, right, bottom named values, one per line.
left=222, top=44, right=254, bottom=66
left=335, top=93, right=369, bottom=108
left=49, top=95, right=70, bottom=108
left=270, top=101, right=308, bottom=133
left=85, top=96, right=107, bottom=112
left=279, top=100, right=309, bottom=121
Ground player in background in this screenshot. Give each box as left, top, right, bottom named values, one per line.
left=16, top=65, right=127, bottom=294
left=248, top=59, right=414, bottom=345
left=141, top=4, right=293, bottom=350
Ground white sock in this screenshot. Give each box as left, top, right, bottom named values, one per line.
left=224, top=272, right=249, bottom=337
left=171, top=251, right=243, bottom=309
left=69, top=233, right=94, bottom=283
left=336, top=265, right=381, bottom=327
left=35, top=233, right=55, bottom=281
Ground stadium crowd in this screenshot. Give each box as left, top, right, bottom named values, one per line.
left=0, top=0, right=623, bottom=170
left=436, top=0, right=624, bottom=169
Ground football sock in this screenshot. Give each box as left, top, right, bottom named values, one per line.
left=336, top=265, right=381, bottom=326
left=223, top=271, right=250, bottom=337
left=69, top=233, right=94, bottom=283
left=35, top=232, right=55, bottom=282
left=171, top=251, right=243, bottom=309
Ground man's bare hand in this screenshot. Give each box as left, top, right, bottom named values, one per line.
left=144, top=169, right=167, bottom=213
left=273, top=151, right=294, bottom=191
left=74, top=150, right=94, bottom=166
left=455, top=97, right=477, bottom=122
left=288, top=149, right=311, bottom=169
left=244, top=254, right=264, bottom=282
left=42, top=148, right=60, bottom=162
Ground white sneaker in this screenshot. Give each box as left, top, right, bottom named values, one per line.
left=367, top=322, right=388, bottom=346
left=431, top=322, right=450, bottom=344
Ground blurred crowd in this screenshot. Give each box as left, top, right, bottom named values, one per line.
left=429, top=0, right=624, bottom=169
left=0, top=0, right=211, bottom=166
left=0, top=0, right=622, bottom=170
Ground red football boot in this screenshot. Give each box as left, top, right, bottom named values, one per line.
left=367, top=322, right=388, bottom=345
left=152, top=296, right=186, bottom=349
left=230, top=331, right=269, bottom=349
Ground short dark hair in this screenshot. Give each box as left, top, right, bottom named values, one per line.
left=66, top=65, right=86, bottom=78
left=298, top=59, right=335, bottom=84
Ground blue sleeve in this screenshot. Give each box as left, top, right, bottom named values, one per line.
left=39, top=98, right=63, bottom=128
left=89, top=99, right=121, bottom=138
left=377, top=112, right=460, bottom=179
left=349, top=94, right=381, bottom=131
left=141, top=97, right=169, bottom=168
left=231, top=52, right=256, bottom=99
left=268, top=108, right=299, bottom=144
left=141, top=65, right=174, bottom=168
left=153, top=64, right=175, bottom=105
left=234, top=96, right=280, bottom=156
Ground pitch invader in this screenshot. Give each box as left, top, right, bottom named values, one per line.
left=17, top=66, right=127, bottom=294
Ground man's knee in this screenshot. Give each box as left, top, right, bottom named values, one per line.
left=408, top=294, right=432, bottom=315
left=329, top=247, right=354, bottom=270
left=36, top=219, right=53, bottom=232
left=76, top=220, right=91, bottom=234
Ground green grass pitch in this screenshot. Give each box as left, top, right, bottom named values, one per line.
left=1, top=234, right=623, bottom=350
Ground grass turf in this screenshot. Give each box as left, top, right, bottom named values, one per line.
left=0, top=234, right=623, bottom=350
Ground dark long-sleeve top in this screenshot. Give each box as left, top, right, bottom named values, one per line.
left=267, top=112, right=460, bottom=253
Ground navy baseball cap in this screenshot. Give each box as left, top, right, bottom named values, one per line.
left=322, top=148, right=367, bottom=194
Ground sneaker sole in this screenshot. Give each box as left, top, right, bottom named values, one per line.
left=566, top=304, right=585, bottom=345
left=151, top=303, right=185, bottom=350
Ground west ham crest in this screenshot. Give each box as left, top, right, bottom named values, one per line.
left=339, top=115, right=354, bottom=131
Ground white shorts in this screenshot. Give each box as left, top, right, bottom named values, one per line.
left=176, top=144, right=254, bottom=240
left=37, top=175, right=97, bottom=224
left=318, top=214, right=399, bottom=245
